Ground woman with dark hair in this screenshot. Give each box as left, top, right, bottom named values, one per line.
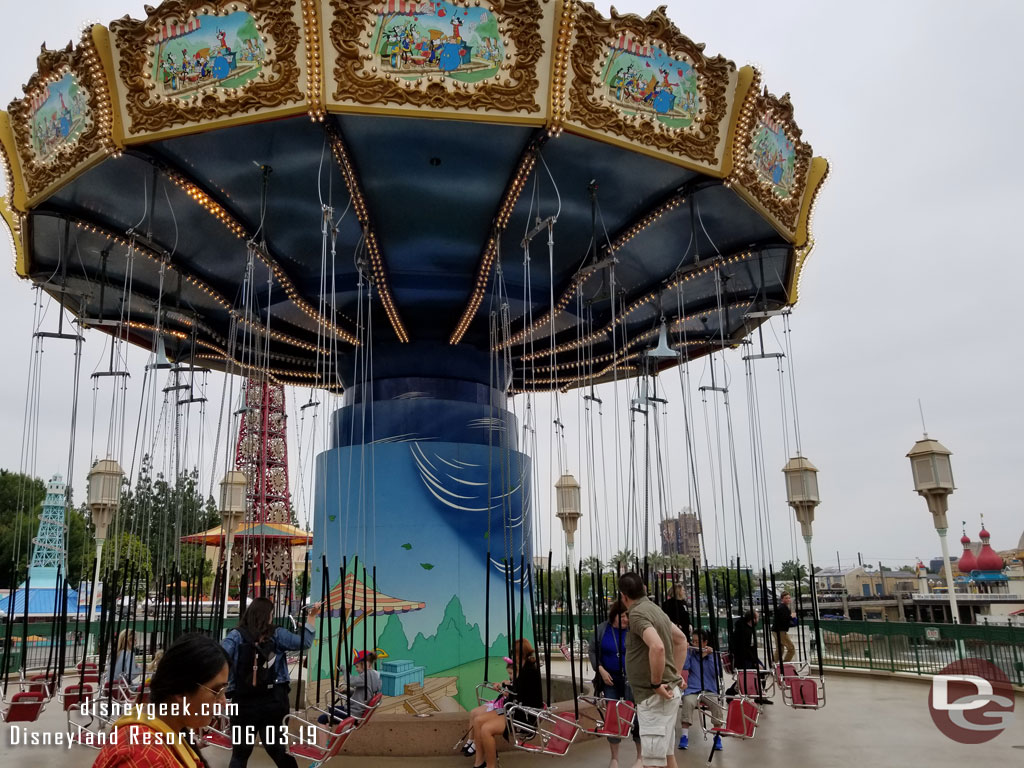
left=93, top=633, right=229, bottom=768
left=222, top=596, right=320, bottom=768
left=469, top=637, right=543, bottom=768
left=588, top=601, right=641, bottom=768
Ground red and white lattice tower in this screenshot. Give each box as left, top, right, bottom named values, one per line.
left=234, top=379, right=293, bottom=592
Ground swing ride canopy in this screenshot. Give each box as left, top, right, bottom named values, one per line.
left=0, top=0, right=827, bottom=394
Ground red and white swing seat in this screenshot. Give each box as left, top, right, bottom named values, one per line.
left=698, top=693, right=760, bottom=766
left=575, top=695, right=636, bottom=739
left=504, top=703, right=579, bottom=756
left=2, top=690, right=46, bottom=722
left=774, top=661, right=825, bottom=709
left=281, top=713, right=359, bottom=767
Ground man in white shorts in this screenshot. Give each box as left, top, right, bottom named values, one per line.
left=619, top=572, right=689, bottom=768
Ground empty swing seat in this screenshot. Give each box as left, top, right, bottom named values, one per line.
left=202, top=715, right=233, bottom=750
left=710, top=698, right=759, bottom=740
left=577, top=696, right=635, bottom=739
left=23, top=673, right=57, bottom=697
left=506, top=705, right=579, bottom=756
left=285, top=715, right=358, bottom=767
left=60, top=682, right=96, bottom=711
left=3, top=691, right=46, bottom=722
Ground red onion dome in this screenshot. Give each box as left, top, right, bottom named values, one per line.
left=979, top=528, right=991, bottom=541
left=976, top=543, right=1004, bottom=572
left=957, top=538, right=977, bottom=574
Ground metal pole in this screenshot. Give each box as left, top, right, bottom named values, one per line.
left=89, top=539, right=103, bottom=655
left=936, top=529, right=961, bottom=625
left=221, top=538, right=234, bottom=631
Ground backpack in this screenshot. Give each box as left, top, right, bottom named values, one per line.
left=234, top=628, right=278, bottom=695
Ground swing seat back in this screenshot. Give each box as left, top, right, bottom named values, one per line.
left=3, top=691, right=45, bottom=722
left=25, top=673, right=56, bottom=697
left=597, top=699, right=635, bottom=739
left=735, top=670, right=761, bottom=697
left=784, top=677, right=824, bottom=709
left=711, top=698, right=758, bottom=740
left=61, top=682, right=96, bottom=710
left=354, top=693, right=383, bottom=727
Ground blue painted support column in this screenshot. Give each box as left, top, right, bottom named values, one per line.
left=309, top=363, right=532, bottom=711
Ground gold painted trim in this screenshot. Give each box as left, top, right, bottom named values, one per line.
left=326, top=101, right=547, bottom=126
left=120, top=104, right=310, bottom=145
left=0, top=112, right=27, bottom=211
left=90, top=24, right=125, bottom=148
left=794, top=156, right=828, bottom=248
left=720, top=65, right=755, bottom=179
left=563, top=123, right=721, bottom=176
left=0, top=196, right=27, bottom=277
left=303, top=0, right=325, bottom=120
left=547, top=0, right=575, bottom=135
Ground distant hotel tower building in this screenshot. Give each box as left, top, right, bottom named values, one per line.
left=660, top=510, right=702, bottom=564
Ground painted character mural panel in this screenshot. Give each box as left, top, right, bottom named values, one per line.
left=751, top=110, right=797, bottom=199
left=599, top=35, right=699, bottom=129
left=371, top=0, right=503, bottom=83
left=150, top=11, right=266, bottom=98
left=28, top=73, right=91, bottom=162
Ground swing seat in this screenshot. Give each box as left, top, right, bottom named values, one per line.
left=60, top=682, right=96, bottom=711
left=734, top=669, right=773, bottom=698
left=202, top=715, right=233, bottom=750
left=708, top=697, right=759, bottom=740
left=352, top=692, right=382, bottom=726
left=2, top=691, right=46, bottom=722
left=506, top=705, right=579, bottom=756
left=285, top=715, right=357, bottom=766
left=22, top=672, right=57, bottom=698
left=576, top=695, right=635, bottom=738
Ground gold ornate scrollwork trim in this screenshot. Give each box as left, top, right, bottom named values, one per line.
left=726, top=76, right=813, bottom=240
left=109, top=0, right=304, bottom=137
left=565, top=4, right=735, bottom=171
left=787, top=156, right=829, bottom=305
left=301, top=0, right=325, bottom=121
left=328, top=0, right=544, bottom=116
left=7, top=30, right=115, bottom=206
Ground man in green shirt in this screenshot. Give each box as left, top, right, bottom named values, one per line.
left=619, top=572, right=688, bottom=768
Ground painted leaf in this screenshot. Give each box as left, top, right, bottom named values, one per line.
left=401, top=543, right=412, bottom=550
left=420, top=563, right=435, bottom=570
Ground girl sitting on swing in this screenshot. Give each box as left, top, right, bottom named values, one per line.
left=469, top=638, right=543, bottom=768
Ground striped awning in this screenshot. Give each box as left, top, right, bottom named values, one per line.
left=327, top=573, right=425, bottom=619
left=385, top=0, right=436, bottom=15
left=30, top=85, right=51, bottom=114
left=180, top=520, right=313, bottom=546
left=155, top=18, right=201, bottom=44
left=613, top=34, right=652, bottom=57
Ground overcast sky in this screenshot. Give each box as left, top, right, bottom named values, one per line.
left=1, top=1, right=1022, bottom=574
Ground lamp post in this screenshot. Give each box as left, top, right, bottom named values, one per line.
left=782, top=456, right=822, bottom=662
left=907, top=437, right=962, bottom=627
left=219, top=471, right=248, bottom=628
left=86, top=459, right=124, bottom=653
left=555, top=474, right=582, bottom=615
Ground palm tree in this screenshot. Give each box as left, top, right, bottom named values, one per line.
left=609, top=549, right=636, bottom=575
left=582, top=555, right=603, bottom=574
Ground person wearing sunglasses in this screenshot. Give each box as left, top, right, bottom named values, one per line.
left=93, top=633, right=230, bottom=768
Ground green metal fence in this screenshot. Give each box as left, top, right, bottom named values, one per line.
left=540, top=614, right=1024, bottom=686
left=812, top=619, right=1024, bottom=684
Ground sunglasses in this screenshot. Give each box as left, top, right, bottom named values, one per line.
left=197, top=681, right=229, bottom=698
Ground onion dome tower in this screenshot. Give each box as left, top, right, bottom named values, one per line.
left=975, top=520, right=1005, bottom=572
left=957, top=528, right=977, bottom=574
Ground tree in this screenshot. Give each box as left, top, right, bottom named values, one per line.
left=86, top=532, right=152, bottom=585
left=609, top=549, right=636, bottom=574
left=776, top=560, right=808, bottom=584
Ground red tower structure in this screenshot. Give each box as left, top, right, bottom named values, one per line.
left=234, top=379, right=294, bottom=593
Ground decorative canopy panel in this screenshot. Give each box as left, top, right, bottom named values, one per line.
left=0, top=0, right=828, bottom=393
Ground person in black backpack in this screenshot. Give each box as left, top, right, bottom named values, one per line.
left=222, top=596, right=320, bottom=768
